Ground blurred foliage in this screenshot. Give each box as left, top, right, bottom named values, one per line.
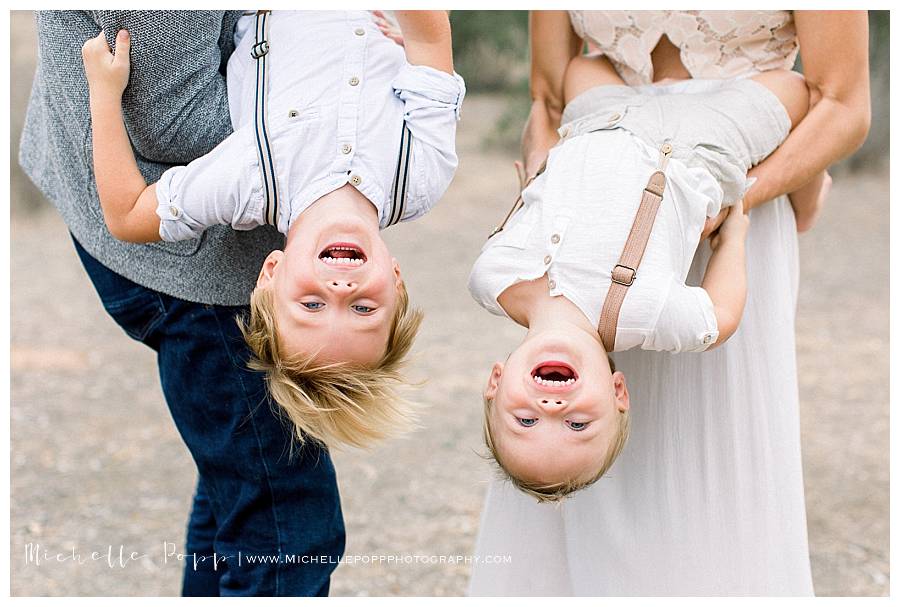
left=454, top=10, right=889, bottom=170
left=450, top=11, right=529, bottom=92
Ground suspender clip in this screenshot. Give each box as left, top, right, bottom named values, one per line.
left=251, top=40, right=269, bottom=59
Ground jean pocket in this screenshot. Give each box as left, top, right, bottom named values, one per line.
left=101, top=288, right=167, bottom=342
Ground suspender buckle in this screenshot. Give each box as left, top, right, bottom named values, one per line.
left=251, top=40, right=269, bottom=59
left=611, top=264, right=637, bottom=287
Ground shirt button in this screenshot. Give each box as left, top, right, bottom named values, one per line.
left=350, top=174, right=362, bottom=186
left=609, top=112, right=622, bottom=122
left=168, top=206, right=181, bottom=218
left=349, top=76, right=360, bottom=86
left=548, top=279, right=557, bottom=290
left=559, top=125, right=571, bottom=138
left=551, top=234, right=560, bottom=244
left=354, top=27, right=365, bottom=36
left=287, top=109, right=299, bottom=118
left=544, top=255, right=552, bottom=265
left=702, top=334, right=714, bottom=345
left=341, top=143, right=353, bottom=154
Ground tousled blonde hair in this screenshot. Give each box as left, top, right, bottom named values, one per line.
left=482, top=355, right=629, bottom=502
left=238, top=282, right=423, bottom=449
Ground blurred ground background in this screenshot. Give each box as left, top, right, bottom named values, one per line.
left=10, top=10, right=889, bottom=596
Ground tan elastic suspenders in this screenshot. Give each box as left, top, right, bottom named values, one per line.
left=489, top=142, right=673, bottom=353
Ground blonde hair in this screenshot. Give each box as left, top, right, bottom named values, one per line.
left=238, top=282, right=423, bottom=449
left=482, top=356, right=629, bottom=503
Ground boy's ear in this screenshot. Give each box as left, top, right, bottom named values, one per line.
left=484, top=362, right=504, bottom=401
left=612, top=371, right=630, bottom=413
left=392, top=258, right=402, bottom=289
left=256, top=250, right=285, bottom=288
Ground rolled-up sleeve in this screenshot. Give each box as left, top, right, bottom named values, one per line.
left=391, top=63, right=466, bottom=221
left=646, top=280, right=720, bottom=353
left=155, top=126, right=260, bottom=242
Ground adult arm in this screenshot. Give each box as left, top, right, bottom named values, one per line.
left=88, top=10, right=235, bottom=165
left=521, top=11, right=582, bottom=178
left=742, top=10, right=871, bottom=212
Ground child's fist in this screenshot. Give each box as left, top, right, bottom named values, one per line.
left=709, top=205, right=750, bottom=251
left=82, top=29, right=131, bottom=99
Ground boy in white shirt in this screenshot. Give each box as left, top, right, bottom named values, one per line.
left=82, top=10, right=465, bottom=448
left=469, top=55, right=824, bottom=501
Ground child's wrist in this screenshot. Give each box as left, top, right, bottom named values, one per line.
left=88, top=89, right=123, bottom=112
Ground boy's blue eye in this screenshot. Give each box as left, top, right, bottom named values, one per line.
left=567, top=421, right=589, bottom=431
left=517, top=417, right=538, bottom=427
left=352, top=305, right=375, bottom=314
left=302, top=302, right=324, bottom=310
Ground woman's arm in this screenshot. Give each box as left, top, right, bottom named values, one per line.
left=742, top=10, right=871, bottom=212
left=394, top=11, right=454, bottom=74
left=521, top=11, right=582, bottom=178
left=82, top=30, right=160, bottom=243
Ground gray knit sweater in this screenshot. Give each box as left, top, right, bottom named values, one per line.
left=19, top=10, right=284, bottom=306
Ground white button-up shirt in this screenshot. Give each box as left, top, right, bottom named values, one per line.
left=468, top=128, right=720, bottom=353
left=155, top=11, right=465, bottom=240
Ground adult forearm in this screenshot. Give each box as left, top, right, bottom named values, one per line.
left=521, top=99, right=562, bottom=178
left=744, top=94, right=870, bottom=210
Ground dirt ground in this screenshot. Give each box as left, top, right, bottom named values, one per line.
left=9, top=12, right=889, bottom=597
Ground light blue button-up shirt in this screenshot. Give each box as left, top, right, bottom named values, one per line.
left=156, top=10, right=465, bottom=240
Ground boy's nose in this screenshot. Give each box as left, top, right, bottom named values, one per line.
left=536, top=398, right=566, bottom=411
left=327, top=280, right=357, bottom=292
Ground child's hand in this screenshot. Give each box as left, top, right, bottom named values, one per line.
left=701, top=208, right=728, bottom=241
left=82, top=29, right=131, bottom=100
left=709, top=205, right=749, bottom=251
left=372, top=10, right=404, bottom=47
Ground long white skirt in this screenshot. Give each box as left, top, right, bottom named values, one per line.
left=468, top=195, right=815, bottom=596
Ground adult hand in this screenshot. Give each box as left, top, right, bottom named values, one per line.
left=81, top=29, right=131, bottom=100
left=793, top=170, right=832, bottom=233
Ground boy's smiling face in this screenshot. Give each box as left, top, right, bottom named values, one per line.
left=257, top=210, right=401, bottom=366
left=484, top=329, right=629, bottom=486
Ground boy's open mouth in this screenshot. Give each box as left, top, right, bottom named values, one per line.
left=319, top=242, right=367, bottom=267
left=531, top=361, right=578, bottom=388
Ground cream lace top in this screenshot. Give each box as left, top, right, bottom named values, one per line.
left=568, top=11, right=799, bottom=86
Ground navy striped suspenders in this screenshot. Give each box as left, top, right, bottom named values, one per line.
left=252, top=10, right=278, bottom=227
left=386, top=121, right=412, bottom=227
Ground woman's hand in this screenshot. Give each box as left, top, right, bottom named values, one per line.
left=81, top=29, right=131, bottom=101
left=789, top=170, right=832, bottom=232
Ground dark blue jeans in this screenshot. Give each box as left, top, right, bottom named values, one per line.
left=71, top=236, right=345, bottom=596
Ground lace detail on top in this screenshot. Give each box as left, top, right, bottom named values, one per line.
left=569, top=11, right=798, bottom=86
